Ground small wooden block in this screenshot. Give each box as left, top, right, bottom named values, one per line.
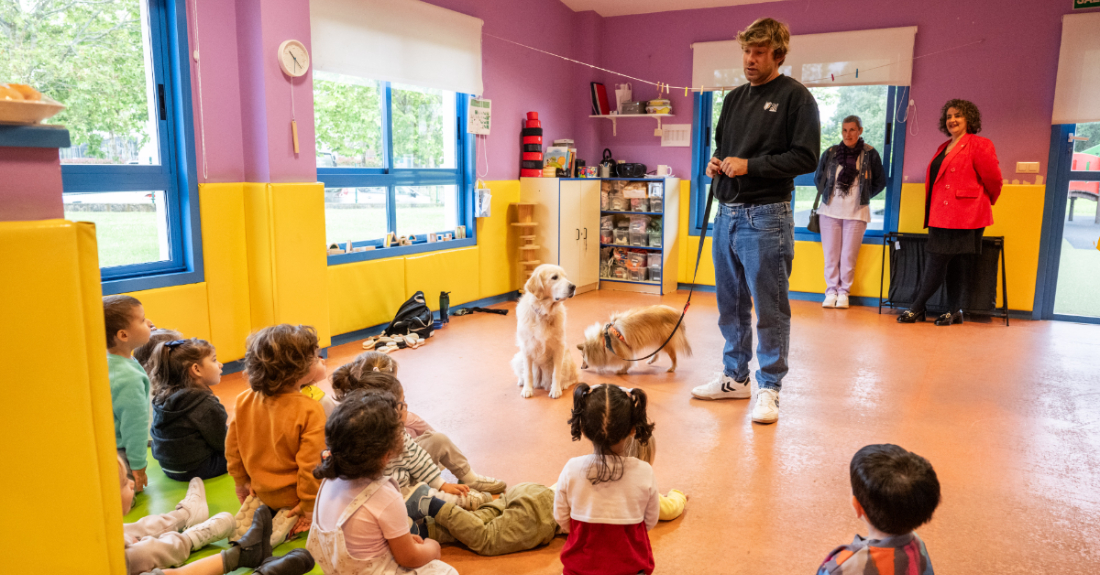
left=519, top=245, right=541, bottom=250
left=511, top=222, right=539, bottom=227
left=520, top=260, right=542, bottom=266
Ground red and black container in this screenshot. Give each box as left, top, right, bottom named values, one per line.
left=520, top=111, right=543, bottom=177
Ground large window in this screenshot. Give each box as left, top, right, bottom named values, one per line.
left=314, top=72, right=472, bottom=262
left=693, top=85, right=906, bottom=236
left=0, top=0, right=200, bottom=291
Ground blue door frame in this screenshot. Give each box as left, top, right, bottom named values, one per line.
left=1035, top=124, right=1100, bottom=323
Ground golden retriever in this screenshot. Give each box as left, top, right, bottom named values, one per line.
left=578, top=305, right=692, bottom=375
left=511, top=264, right=578, bottom=399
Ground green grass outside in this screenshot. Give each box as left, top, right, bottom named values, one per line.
left=1053, top=239, right=1100, bottom=318
left=64, top=210, right=162, bottom=269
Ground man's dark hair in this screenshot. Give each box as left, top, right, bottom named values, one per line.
left=850, top=444, right=941, bottom=535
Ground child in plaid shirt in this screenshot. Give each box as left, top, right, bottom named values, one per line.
left=818, top=444, right=940, bottom=575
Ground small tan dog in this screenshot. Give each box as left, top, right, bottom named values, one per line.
left=578, top=305, right=692, bottom=375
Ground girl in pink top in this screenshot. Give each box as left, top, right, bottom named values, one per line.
left=307, top=389, right=457, bottom=575
left=554, top=384, right=661, bottom=575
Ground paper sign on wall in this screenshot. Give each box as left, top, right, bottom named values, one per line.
left=468, top=98, right=491, bottom=135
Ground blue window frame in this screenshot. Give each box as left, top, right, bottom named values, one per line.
left=689, top=85, right=908, bottom=240
left=315, top=79, right=476, bottom=265
left=58, top=0, right=201, bottom=295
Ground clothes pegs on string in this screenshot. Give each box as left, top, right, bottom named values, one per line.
left=831, top=74, right=835, bottom=81
left=856, top=69, right=859, bottom=78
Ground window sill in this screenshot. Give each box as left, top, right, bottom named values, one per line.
left=328, top=237, right=477, bottom=265
left=101, top=268, right=205, bottom=296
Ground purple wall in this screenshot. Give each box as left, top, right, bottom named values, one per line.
left=187, top=0, right=246, bottom=183
left=592, top=0, right=1080, bottom=183
left=0, top=148, right=64, bottom=222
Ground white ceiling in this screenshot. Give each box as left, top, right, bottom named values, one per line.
left=560, top=0, right=788, bottom=18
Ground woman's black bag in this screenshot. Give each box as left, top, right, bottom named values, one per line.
left=384, top=291, right=434, bottom=338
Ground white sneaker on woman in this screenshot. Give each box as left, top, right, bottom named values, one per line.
left=751, top=389, right=779, bottom=424
left=836, top=293, right=850, bottom=309
left=822, top=294, right=838, bottom=308
left=691, top=372, right=751, bottom=400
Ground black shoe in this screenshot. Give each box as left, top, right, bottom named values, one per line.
left=234, top=504, right=273, bottom=569
left=255, top=548, right=316, bottom=575
left=897, top=309, right=925, bottom=323
left=935, top=310, right=964, bottom=326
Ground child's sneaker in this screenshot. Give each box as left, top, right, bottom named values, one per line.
left=404, top=483, right=432, bottom=522
left=691, top=372, right=751, bottom=400
left=254, top=548, right=316, bottom=575
left=185, top=512, right=234, bottom=550
left=460, top=472, right=507, bottom=494
left=176, top=477, right=209, bottom=528
left=459, top=489, right=493, bottom=510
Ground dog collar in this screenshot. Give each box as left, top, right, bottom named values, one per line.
left=603, top=323, right=630, bottom=352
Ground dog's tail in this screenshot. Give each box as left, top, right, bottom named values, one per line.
left=676, top=317, right=693, bottom=357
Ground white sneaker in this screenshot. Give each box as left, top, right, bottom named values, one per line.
left=822, top=293, right=838, bottom=308
left=460, top=472, right=507, bottom=494
left=184, top=512, right=234, bottom=551
left=836, top=293, right=850, bottom=309
left=176, top=477, right=209, bottom=528
left=459, top=489, right=494, bottom=510
left=691, top=372, right=751, bottom=400
left=752, top=389, right=779, bottom=424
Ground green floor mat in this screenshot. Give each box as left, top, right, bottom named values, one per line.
left=123, top=450, right=322, bottom=574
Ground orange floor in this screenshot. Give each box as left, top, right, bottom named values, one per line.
left=212, top=290, right=1100, bottom=574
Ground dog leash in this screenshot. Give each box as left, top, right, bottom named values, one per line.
left=603, top=176, right=718, bottom=362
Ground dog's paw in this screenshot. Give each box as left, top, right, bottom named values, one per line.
left=666, top=366, right=676, bottom=373
left=520, top=386, right=534, bottom=398
left=615, top=368, right=630, bottom=376
left=548, top=386, right=563, bottom=399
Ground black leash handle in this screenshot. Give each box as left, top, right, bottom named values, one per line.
left=606, top=176, right=718, bottom=362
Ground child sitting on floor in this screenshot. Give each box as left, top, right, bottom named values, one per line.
left=307, top=389, right=457, bottom=575
left=817, top=444, right=941, bottom=575
left=118, top=454, right=315, bottom=575
left=554, top=383, right=661, bottom=575
left=226, top=324, right=328, bottom=541
left=323, top=365, right=493, bottom=510
left=323, top=351, right=506, bottom=494
left=148, top=338, right=229, bottom=481
left=135, top=328, right=183, bottom=371
left=105, top=295, right=156, bottom=493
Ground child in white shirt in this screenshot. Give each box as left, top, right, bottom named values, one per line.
left=554, top=383, right=661, bottom=575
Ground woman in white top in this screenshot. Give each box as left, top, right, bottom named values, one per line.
left=813, top=115, right=887, bottom=308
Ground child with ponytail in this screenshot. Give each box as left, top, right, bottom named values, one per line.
left=148, top=338, right=229, bottom=481
left=307, top=389, right=457, bottom=575
left=553, top=383, right=662, bottom=575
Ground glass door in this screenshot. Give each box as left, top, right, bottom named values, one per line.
left=1042, top=122, right=1100, bottom=320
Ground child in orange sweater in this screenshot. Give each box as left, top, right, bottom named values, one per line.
left=226, top=324, right=328, bottom=543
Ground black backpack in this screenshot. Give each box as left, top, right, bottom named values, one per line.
left=384, top=291, right=434, bottom=338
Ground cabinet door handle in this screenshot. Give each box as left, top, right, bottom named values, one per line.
left=576, top=229, right=580, bottom=240
left=583, top=227, right=588, bottom=239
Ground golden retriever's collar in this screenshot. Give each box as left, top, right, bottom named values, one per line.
left=603, top=323, right=630, bottom=351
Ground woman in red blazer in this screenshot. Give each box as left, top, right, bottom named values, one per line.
left=898, top=99, right=1003, bottom=326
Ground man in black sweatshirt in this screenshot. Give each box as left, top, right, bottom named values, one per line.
left=690, top=18, right=820, bottom=424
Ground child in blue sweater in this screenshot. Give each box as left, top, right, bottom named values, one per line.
left=105, top=295, right=155, bottom=492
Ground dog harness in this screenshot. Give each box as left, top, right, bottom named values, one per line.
left=603, top=323, right=632, bottom=352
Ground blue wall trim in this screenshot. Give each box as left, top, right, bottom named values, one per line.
left=0, top=124, right=71, bottom=148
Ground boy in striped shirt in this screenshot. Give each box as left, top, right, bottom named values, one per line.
left=818, top=444, right=940, bottom=575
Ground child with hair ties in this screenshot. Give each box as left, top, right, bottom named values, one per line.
left=117, top=454, right=315, bottom=575
left=226, top=324, right=328, bottom=543
left=104, top=295, right=156, bottom=493
left=322, top=363, right=493, bottom=511
left=817, top=444, right=940, bottom=575
left=148, top=338, right=228, bottom=481
left=323, top=351, right=506, bottom=494
left=404, top=384, right=685, bottom=558
left=307, top=389, right=457, bottom=575
left=553, top=383, right=662, bottom=575
left=135, top=328, right=184, bottom=371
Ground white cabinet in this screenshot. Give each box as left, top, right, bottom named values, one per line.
left=519, top=178, right=601, bottom=294
left=519, top=177, right=678, bottom=295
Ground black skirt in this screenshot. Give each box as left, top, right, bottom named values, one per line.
left=926, top=226, right=984, bottom=255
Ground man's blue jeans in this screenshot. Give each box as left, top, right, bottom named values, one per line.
left=711, top=201, right=795, bottom=391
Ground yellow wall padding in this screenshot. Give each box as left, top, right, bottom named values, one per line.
left=478, top=180, right=520, bottom=297
left=327, top=257, right=407, bottom=336
left=0, top=220, right=125, bottom=574
left=405, top=246, right=481, bottom=307
left=126, top=282, right=213, bottom=342
left=898, top=183, right=1045, bottom=310
left=243, top=182, right=332, bottom=347
left=198, top=183, right=251, bottom=362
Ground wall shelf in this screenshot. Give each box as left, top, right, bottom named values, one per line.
left=589, top=114, right=673, bottom=137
